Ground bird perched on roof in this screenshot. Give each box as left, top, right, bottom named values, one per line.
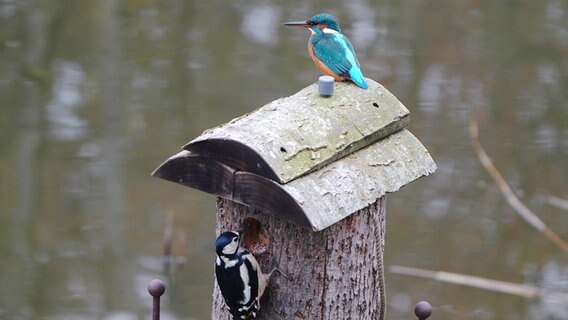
left=284, top=13, right=369, bottom=89
left=215, top=231, right=282, bottom=319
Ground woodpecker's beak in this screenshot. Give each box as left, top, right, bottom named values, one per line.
left=283, top=20, right=309, bottom=28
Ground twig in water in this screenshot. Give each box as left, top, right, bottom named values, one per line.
left=469, top=115, right=568, bottom=255
left=547, top=195, right=568, bottom=212
left=390, top=265, right=568, bottom=304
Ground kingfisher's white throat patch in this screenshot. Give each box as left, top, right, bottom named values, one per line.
left=309, top=28, right=339, bottom=35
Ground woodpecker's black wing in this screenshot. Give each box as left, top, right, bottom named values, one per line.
left=215, top=259, right=245, bottom=315
left=215, top=251, right=260, bottom=319
left=241, top=255, right=260, bottom=319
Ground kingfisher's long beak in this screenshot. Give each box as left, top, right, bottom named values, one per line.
left=283, top=20, right=309, bottom=28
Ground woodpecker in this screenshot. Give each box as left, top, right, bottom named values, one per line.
left=215, top=231, right=279, bottom=319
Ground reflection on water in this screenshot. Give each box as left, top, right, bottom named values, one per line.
left=46, top=61, right=87, bottom=141
left=241, top=5, right=281, bottom=46
left=1, top=1, right=567, bottom=319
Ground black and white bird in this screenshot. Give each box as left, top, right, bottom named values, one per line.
left=215, top=231, right=278, bottom=319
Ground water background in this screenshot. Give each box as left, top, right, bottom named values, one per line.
left=1, top=1, right=567, bottom=319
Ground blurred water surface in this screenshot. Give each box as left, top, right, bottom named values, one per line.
left=1, top=0, right=567, bottom=319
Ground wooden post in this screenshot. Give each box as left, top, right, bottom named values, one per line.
left=212, top=197, right=386, bottom=320
left=151, top=79, right=436, bottom=320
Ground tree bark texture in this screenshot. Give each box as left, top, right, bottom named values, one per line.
left=212, top=196, right=386, bottom=320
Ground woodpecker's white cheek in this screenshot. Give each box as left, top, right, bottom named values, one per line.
left=239, top=263, right=251, bottom=304
left=222, top=241, right=239, bottom=255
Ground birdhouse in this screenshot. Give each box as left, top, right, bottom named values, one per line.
left=152, top=79, right=435, bottom=231
left=152, top=78, right=436, bottom=319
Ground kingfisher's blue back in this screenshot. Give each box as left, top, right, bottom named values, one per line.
left=310, top=28, right=368, bottom=89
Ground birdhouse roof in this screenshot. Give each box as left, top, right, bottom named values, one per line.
left=152, top=79, right=436, bottom=231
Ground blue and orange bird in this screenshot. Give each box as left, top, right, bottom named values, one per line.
left=284, top=13, right=368, bottom=90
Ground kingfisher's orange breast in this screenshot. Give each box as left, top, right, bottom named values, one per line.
left=307, top=41, right=345, bottom=81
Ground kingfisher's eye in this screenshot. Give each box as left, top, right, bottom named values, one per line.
left=233, top=238, right=238, bottom=242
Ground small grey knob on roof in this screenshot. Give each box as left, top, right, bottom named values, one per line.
left=318, top=75, right=334, bottom=97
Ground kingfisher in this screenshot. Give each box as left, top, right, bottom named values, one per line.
left=284, top=13, right=369, bottom=90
